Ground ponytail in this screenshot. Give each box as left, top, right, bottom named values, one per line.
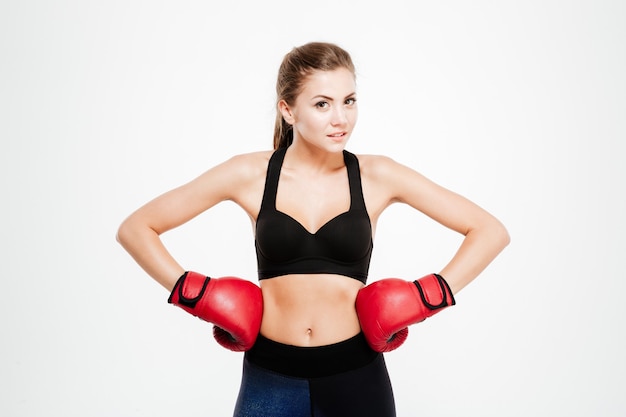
left=273, top=114, right=293, bottom=150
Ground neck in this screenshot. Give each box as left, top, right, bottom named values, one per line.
left=286, top=140, right=346, bottom=173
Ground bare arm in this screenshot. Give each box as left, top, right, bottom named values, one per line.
left=365, top=155, right=510, bottom=294
left=116, top=153, right=266, bottom=291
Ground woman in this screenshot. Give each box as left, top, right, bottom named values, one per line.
left=117, top=41, right=510, bottom=417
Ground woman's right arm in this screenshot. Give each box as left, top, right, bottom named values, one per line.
left=116, top=152, right=265, bottom=291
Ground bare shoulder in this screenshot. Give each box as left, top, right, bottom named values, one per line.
left=178, top=149, right=273, bottom=206
left=221, top=150, right=274, bottom=178
left=351, top=153, right=411, bottom=216
left=201, top=149, right=273, bottom=193
left=206, top=150, right=273, bottom=216
left=353, top=153, right=398, bottom=172
left=353, top=153, right=411, bottom=184
left=353, top=152, right=436, bottom=206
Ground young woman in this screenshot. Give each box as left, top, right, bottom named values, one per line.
left=117, top=42, right=510, bottom=417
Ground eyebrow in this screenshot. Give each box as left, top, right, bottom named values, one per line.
left=310, top=92, right=356, bottom=101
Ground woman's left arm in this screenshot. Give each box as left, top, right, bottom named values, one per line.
left=356, top=155, right=510, bottom=352
left=369, top=155, right=510, bottom=294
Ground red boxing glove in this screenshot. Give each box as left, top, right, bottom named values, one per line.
left=355, top=273, right=455, bottom=353
left=168, top=271, right=263, bottom=352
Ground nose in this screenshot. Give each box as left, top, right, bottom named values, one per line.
left=331, top=106, right=348, bottom=126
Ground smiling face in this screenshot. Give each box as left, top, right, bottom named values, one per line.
left=279, top=68, right=358, bottom=153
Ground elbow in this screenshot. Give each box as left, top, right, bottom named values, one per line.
left=116, top=217, right=135, bottom=249
left=494, top=219, right=511, bottom=252
left=471, top=216, right=510, bottom=253
left=115, top=221, right=128, bottom=248
left=468, top=214, right=511, bottom=249
left=116, top=215, right=160, bottom=251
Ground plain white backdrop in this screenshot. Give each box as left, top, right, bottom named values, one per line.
left=1, top=1, right=624, bottom=416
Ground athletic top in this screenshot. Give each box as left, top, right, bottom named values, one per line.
left=255, top=147, right=373, bottom=284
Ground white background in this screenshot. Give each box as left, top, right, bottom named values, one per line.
left=1, top=1, right=624, bottom=416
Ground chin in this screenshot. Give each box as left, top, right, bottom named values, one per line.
left=326, top=136, right=351, bottom=150
left=297, top=135, right=351, bottom=153
left=323, top=142, right=349, bottom=153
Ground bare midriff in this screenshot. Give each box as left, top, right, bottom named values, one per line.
left=259, top=274, right=364, bottom=347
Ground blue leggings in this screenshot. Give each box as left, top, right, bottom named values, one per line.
left=233, top=333, right=396, bottom=417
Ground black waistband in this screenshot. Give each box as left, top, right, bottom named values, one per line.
left=245, top=333, right=379, bottom=378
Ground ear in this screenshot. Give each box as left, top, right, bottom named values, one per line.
left=278, top=100, right=295, bottom=125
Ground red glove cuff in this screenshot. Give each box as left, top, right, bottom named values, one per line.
left=167, top=271, right=210, bottom=312
left=412, top=273, right=456, bottom=313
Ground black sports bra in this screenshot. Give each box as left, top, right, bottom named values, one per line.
left=255, top=147, right=373, bottom=284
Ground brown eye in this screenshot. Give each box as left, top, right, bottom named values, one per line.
left=315, top=101, right=329, bottom=108
left=345, top=97, right=356, bottom=105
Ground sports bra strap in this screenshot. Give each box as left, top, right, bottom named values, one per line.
left=259, top=147, right=366, bottom=212
left=259, top=147, right=288, bottom=211
left=343, top=150, right=367, bottom=211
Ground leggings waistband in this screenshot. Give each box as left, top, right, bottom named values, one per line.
left=245, top=332, right=379, bottom=378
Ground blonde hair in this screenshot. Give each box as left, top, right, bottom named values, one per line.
left=273, top=42, right=356, bottom=149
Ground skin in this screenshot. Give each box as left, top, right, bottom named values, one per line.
left=116, top=68, right=510, bottom=347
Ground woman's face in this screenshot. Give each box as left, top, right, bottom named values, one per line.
left=281, top=68, right=358, bottom=153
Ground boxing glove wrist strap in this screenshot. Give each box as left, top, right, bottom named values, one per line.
left=167, top=271, right=209, bottom=310
left=412, top=273, right=456, bottom=312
